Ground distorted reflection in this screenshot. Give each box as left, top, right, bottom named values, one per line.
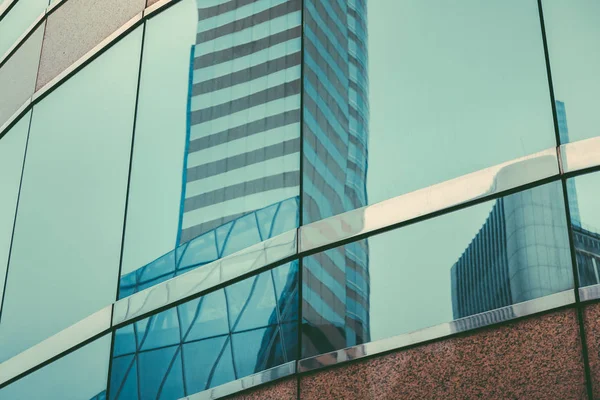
left=566, top=172, right=600, bottom=287
left=120, top=0, right=301, bottom=295
left=302, top=181, right=574, bottom=358
left=110, top=263, right=298, bottom=400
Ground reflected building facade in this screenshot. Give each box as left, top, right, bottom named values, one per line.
left=451, top=182, right=573, bottom=319
left=111, top=0, right=372, bottom=394
left=451, top=102, right=587, bottom=319
left=300, top=0, right=371, bottom=357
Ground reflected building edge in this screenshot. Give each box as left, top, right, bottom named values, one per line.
left=301, top=0, right=371, bottom=357
left=451, top=102, right=587, bottom=319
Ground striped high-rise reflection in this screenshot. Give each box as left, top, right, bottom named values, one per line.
left=180, top=0, right=303, bottom=245
left=301, top=0, right=371, bottom=356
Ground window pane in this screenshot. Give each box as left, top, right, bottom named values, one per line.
left=566, top=172, right=600, bottom=287
left=0, top=22, right=44, bottom=127
left=0, top=0, right=47, bottom=58
left=120, top=0, right=197, bottom=280
left=119, top=0, right=301, bottom=297
left=110, top=261, right=298, bottom=399
left=302, top=181, right=573, bottom=358
left=543, top=0, right=600, bottom=143
left=0, top=111, right=29, bottom=311
left=0, top=27, right=143, bottom=362
left=302, top=0, right=556, bottom=225
left=0, top=334, right=110, bottom=400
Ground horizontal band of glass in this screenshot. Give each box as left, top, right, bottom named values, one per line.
left=0, top=146, right=583, bottom=390
left=560, top=136, right=600, bottom=175
left=0, top=0, right=182, bottom=140
left=0, top=306, right=111, bottom=386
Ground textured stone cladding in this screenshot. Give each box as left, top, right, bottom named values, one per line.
left=299, top=309, right=586, bottom=399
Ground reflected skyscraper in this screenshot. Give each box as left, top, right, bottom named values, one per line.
left=114, top=0, right=372, bottom=385
left=301, top=0, right=371, bottom=356
left=451, top=102, right=590, bottom=319
left=451, top=182, right=573, bottom=319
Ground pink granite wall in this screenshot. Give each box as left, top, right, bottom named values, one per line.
left=584, top=303, right=600, bottom=399
left=225, top=377, right=297, bottom=400
left=300, top=309, right=586, bottom=399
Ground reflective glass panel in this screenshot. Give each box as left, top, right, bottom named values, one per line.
left=0, top=0, right=47, bottom=58
left=119, top=0, right=301, bottom=297
left=302, top=181, right=574, bottom=358
left=566, top=172, right=600, bottom=288
left=110, top=261, right=298, bottom=399
left=543, top=0, right=600, bottom=143
left=121, top=0, right=197, bottom=279
left=302, top=0, right=556, bottom=225
left=0, top=27, right=143, bottom=362
left=0, top=111, right=29, bottom=311
left=0, top=334, right=110, bottom=400
left=0, top=22, right=43, bottom=127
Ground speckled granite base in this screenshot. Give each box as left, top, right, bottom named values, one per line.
left=300, top=309, right=586, bottom=399
left=35, top=0, right=146, bottom=90
left=224, top=377, right=297, bottom=400
left=584, top=303, right=600, bottom=399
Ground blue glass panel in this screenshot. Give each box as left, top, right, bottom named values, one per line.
left=178, top=231, right=218, bottom=271
left=159, top=350, right=185, bottom=400
left=111, top=264, right=298, bottom=396
left=180, top=291, right=229, bottom=341
left=256, top=203, right=279, bottom=240
left=231, top=326, right=286, bottom=378
left=220, top=214, right=262, bottom=257
left=209, top=341, right=236, bottom=389
left=272, top=261, right=299, bottom=322
left=227, top=272, right=277, bottom=332
left=113, top=324, right=137, bottom=357
left=89, top=391, right=107, bottom=400
left=182, top=336, right=228, bottom=394
left=270, top=197, right=299, bottom=236
left=138, top=307, right=181, bottom=351
left=110, top=356, right=137, bottom=400
left=215, top=222, right=235, bottom=257
left=138, top=251, right=177, bottom=287
left=138, top=346, right=179, bottom=400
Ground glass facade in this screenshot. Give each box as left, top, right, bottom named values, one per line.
left=110, top=262, right=297, bottom=399
left=0, top=0, right=600, bottom=399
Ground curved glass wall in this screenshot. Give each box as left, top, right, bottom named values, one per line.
left=0, top=26, right=143, bottom=362
left=1, top=0, right=600, bottom=398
